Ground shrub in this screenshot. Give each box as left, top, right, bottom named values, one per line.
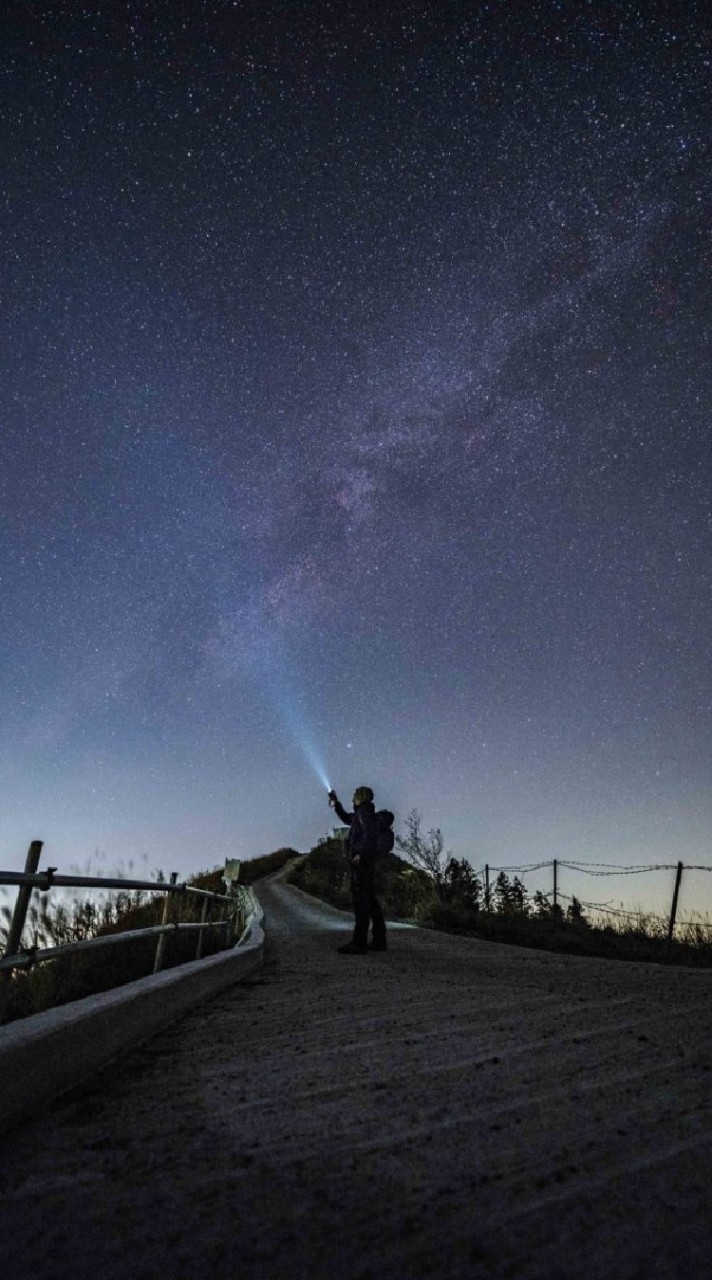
left=289, top=838, right=432, bottom=918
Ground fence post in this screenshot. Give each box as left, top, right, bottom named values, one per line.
left=484, top=864, right=490, bottom=911
left=667, top=861, right=684, bottom=951
left=226, top=890, right=234, bottom=946
left=233, top=887, right=246, bottom=943
left=553, top=859, right=558, bottom=915
left=195, top=897, right=210, bottom=960
left=227, top=888, right=238, bottom=946
left=153, top=872, right=178, bottom=974
left=0, top=840, right=44, bottom=1022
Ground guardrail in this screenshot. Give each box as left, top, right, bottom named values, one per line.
left=0, top=840, right=250, bottom=1023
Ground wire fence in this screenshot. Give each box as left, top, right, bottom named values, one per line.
left=472, top=856, right=712, bottom=939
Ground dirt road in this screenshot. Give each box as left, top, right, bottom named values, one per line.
left=1, top=870, right=711, bottom=1279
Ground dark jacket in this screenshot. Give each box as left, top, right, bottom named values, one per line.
left=333, top=798, right=378, bottom=862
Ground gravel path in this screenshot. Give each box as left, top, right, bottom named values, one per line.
left=1, top=870, right=711, bottom=1279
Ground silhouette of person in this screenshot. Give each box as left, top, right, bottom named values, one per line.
left=329, top=785, right=387, bottom=954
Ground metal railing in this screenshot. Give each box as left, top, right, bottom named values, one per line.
left=0, top=841, right=253, bottom=1022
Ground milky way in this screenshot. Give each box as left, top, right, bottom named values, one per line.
left=1, top=2, right=710, bottom=914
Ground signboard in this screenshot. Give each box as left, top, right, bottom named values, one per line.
left=223, top=858, right=241, bottom=885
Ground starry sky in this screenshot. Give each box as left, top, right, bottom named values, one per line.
left=1, top=1, right=710, bottom=916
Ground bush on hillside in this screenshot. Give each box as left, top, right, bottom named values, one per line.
left=288, top=837, right=432, bottom=918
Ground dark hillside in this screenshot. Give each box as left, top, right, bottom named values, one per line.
left=288, top=837, right=430, bottom=918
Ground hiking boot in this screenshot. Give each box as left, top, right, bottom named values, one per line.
left=368, top=941, right=388, bottom=951
left=337, top=942, right=368, bottom=954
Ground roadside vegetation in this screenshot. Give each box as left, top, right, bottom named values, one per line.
left=0, top=847, right=299, bottom=1025
left=289, top=812, right=712, bottom=969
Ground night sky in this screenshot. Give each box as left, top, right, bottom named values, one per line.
left=2, top=2, right=710, bottom=914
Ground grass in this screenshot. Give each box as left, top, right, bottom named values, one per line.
left=0, top=847, right=300, bottom=1025
left=418, top=902, right=712, bottom=967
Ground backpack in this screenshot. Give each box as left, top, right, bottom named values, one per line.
left=375, top=809, right=395, bottom=856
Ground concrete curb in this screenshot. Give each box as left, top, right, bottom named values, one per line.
left=0, top=897, right=265, bottom=1135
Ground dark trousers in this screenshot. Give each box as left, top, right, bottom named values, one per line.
left=351, top=860, right=386, bottom=948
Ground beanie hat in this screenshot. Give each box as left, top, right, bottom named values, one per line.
left=352, top=786, right=374, bottom=807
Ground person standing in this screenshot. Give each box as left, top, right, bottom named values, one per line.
left=328, top=785, right=387, bottom=954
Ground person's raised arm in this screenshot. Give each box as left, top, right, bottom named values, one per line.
left=329, top=791, right=354, bottom=826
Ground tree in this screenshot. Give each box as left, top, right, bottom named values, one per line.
left=533, top=889, right=563, bottom=921
left=511, top=876, right=528, bottom=914
left=395, top=810, right=449, bottom=896
left=443, top=858, right=482, bottom=911
left=566, top=895, right=588, bottom=925
left=493, top=872, right=512, bottom=913
left=493, top=872, right=528, bottom=915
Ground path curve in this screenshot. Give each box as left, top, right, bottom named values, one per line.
left=1, top=869, right=711, bottom=1279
